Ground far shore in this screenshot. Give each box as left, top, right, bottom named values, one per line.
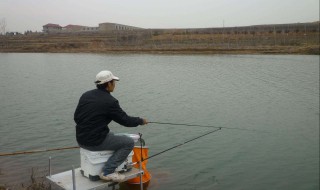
left=0, top=46, right=319, bottom=55
left=1, top=23, right=319, bottom=55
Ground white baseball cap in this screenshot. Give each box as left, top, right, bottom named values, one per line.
left=94, top=70, right=119, bottom=84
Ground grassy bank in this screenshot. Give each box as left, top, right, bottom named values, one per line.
left=0, top=29, right=319, bottom=54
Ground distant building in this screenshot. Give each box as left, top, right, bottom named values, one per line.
left=42, top=22, right=143, bottom=33
left=82, top=26, right=99, bottom=32
left=63, top=24, right=85, bottom=32
left=43, top=23, right=62, bottom=33
left=99, top=23, right=143, bottom=31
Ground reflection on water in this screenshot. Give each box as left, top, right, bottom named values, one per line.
left=120, top=181, right=150, bottom=190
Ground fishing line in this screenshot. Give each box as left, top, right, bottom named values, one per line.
left=149, top=121, right=268, bottom=132
left=0, top=146, right=79, bottom=157
left=141, top=127, right=222, bottom=162
left=1, top=121, right=263, bottom=157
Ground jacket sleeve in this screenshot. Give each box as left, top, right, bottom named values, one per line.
left=109, top=100, right=143, bottom=127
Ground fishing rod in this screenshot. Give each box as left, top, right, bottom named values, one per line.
left=132, top=121, right=266, bottom=165
left=139, top=127, right=222, bottom=163
left=149, top=121, right=268, bottom=132
left=1, top=121, right=261, bottom=157
left=0, top=146, right=80, bottom=157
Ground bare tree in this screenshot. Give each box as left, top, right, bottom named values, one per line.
left=0, top=18, right=6, bottom=35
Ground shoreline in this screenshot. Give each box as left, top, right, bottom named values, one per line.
left=0, top=47, right=318, bottom=55
left=1, top=29, right=319, bottom=55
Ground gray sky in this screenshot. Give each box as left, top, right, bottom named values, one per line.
left=0, top=0, right=319, bottom=33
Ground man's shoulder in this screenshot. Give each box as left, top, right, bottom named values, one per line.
left=81, top=89, right=97, bottom=96
left=83, top=88, right=106, bottom=95
left=82, top=89, right=117, bottom=101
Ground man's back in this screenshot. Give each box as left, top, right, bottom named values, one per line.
left=74, top=88, right=114, bottom=146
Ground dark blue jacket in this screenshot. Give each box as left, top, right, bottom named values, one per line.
left=74, top=88, right=143, bottom=146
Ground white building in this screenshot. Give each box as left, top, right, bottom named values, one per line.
left=99, top=23, right=143, bottom=31
left=42, top=23, right=62, bottom=33
left=42, top=22, right=143, bottom=33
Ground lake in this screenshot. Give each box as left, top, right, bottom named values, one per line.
left=0, top=53, right=319, bottom=190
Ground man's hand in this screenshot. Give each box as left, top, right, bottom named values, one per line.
left=142, top=118, right=148, bottom=125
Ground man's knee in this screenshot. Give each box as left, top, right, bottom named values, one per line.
left=126, top=137, right=134, bottom=149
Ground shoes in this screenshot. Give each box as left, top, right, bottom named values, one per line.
left=100, top=172, right=126, bottom=182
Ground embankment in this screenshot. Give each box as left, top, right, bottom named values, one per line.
left=0, top=29, right=319, bottom=54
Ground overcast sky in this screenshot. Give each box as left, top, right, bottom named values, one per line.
left=0, top=0, right=319, bottom=32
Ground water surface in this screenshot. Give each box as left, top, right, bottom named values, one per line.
left=0, top=53, right=319, bottom=190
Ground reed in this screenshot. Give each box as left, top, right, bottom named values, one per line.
left=1, top=168, right=51, bottom=190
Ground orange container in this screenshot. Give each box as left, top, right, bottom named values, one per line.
left=126, top=146, right=152, bottom=184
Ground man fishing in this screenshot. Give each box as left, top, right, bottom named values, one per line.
left=74, top=70, right=148, bottom=182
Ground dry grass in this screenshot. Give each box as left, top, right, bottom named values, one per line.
left=1, top=168, right=51, bottom=190
left=0, top=30, right=319, bottom=54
